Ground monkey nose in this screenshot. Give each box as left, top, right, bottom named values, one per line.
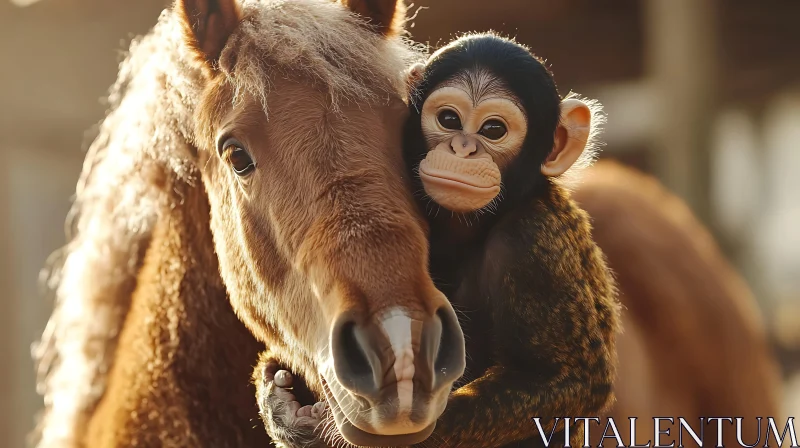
left=450, top=135, right=478, bottom=157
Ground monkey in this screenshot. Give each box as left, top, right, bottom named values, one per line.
left=256, top=33, right=620, bottom=448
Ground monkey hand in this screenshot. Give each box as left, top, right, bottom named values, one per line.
left=256, top=358, right=330, bottom=448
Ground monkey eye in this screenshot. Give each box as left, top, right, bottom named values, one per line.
left=220, top=138, right=256, bottom=176
left=479, top=119, right=508, bottom=140
left=437, top=109, right=462, bottom=130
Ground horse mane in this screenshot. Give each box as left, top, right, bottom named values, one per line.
left=32, top=1, right=421, bottom=446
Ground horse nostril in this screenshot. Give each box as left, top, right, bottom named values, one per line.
left=331, top=315, right=380, bottom=396
left=340, top=321, right=372, bottom=378
left=433, top=305, right=466, bottom=386
left=415, top=304, right=466, bottom=392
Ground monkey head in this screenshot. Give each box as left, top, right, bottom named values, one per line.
left=404, top=34, right=595, bottom=214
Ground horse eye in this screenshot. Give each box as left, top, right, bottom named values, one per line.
left=221, top=138, right=255, bottom=176
left=229, top=147, right=255, bottom=176
left=479, top=119, right=508, bottom=140
left=437, top=109, right=462, bottom=130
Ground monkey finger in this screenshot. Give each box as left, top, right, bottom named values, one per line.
left=285, top=399, right=302, bottom=415
left=274, top=370, right=294, bottom=388
left=271, top=384, right=297, bottom=403
left=296, top=404, right=313, bottom=418
left=310, top=401, right=327, bottom=419
left=293, top=415, right=323, bottom=429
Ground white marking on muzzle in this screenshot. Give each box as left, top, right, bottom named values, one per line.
left=380, top=309, right=415, bottom=414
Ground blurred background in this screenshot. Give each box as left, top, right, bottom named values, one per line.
left=0, top=0, right=798, bottom=446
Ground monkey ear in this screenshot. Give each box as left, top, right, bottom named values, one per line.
left=176, top=0, right=241, bottom=69
left=541, top=98, right=591, bottom=177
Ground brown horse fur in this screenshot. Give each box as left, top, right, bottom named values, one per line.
left=31, top=0, right=469, bottom=446
left=573, top=160, right=782, bottom=447
left=84, top=167, right=271, bottom=447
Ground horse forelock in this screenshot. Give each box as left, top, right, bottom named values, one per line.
left=32, top=1, right=423, bottom=446
left=195, top=0, right=423, bottom=143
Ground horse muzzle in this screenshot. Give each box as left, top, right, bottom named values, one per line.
left=326, top=304, right=465, bottom=445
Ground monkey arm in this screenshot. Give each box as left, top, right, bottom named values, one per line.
left=421, top=191, right=620, bottom=448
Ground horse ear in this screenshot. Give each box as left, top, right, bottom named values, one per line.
left=341, top=0, right=406, bottom=36
left=176, top=0, right=241, bottom=66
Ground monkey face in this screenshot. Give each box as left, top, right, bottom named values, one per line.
left=417, top=75, right=528, bottom=213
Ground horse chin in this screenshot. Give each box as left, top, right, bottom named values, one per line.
left=337, top=416, right=436, bottom=447
left=321, top=376, right=441, bottom=446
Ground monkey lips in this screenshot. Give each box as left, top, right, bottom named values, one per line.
left=419, top=150, right=502, bottom=213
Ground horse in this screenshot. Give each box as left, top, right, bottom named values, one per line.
left=574, top=161, right=782, bottom=447
left=31, top=1, right=467, bottom=447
